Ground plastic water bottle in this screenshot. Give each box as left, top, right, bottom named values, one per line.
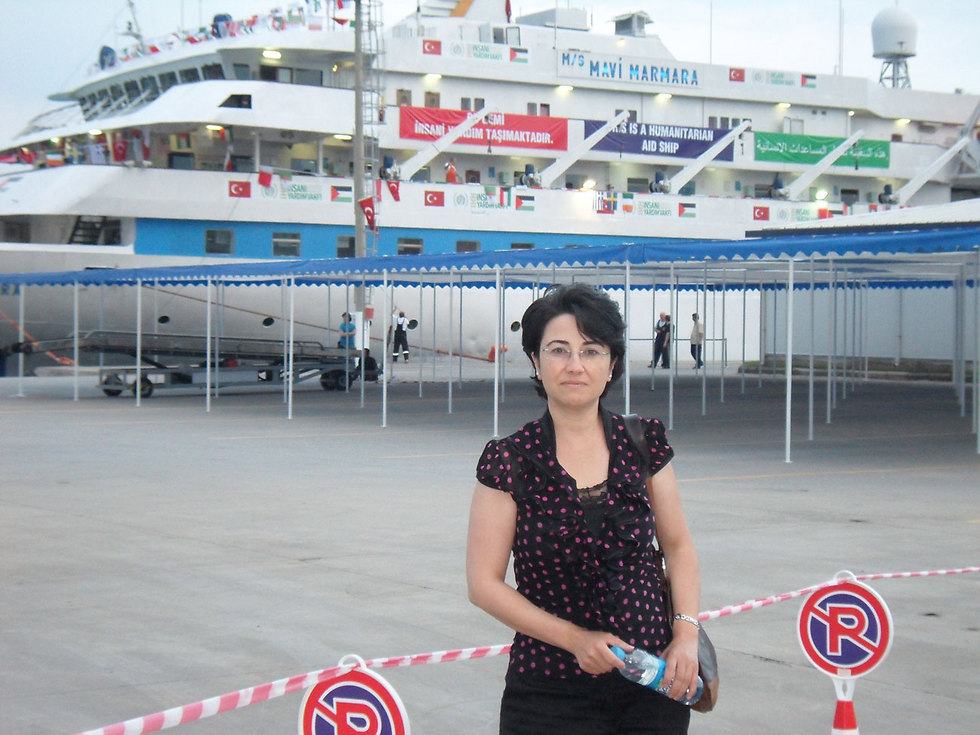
left=609, top=646, right=703, bottom=706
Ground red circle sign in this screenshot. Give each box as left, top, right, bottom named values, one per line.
left=798, top=579, right=892, bottom=678
left=299, top=667, right=410, bottom=735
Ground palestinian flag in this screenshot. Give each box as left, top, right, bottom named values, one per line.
left=678, top=202, right=697, bottom=218
left=516, top=194, right=535, bottom=211
left=510, top=47, right=528, bottom=63
left=331, top=185, right=353, bottom=202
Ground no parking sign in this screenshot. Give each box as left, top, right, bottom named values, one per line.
left=299, top=656, right=410, bottom=735
left=798, top=571, right=893, bottom=733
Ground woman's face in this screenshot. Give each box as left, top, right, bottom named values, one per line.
left=532, top=313, right=614, bottom=408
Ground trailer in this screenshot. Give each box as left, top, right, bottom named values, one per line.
left=8, top=330, right=379, bottom=396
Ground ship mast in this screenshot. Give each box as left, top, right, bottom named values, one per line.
left=123, top=0, right=147, bottom=55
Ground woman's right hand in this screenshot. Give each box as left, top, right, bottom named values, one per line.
left=569, top=629, right=631, bottom=675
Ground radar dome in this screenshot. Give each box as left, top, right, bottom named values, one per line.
left=872, top=6, right=917, bottom=59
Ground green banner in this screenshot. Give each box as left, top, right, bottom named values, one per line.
left=754, top=132, right=890, bottom=168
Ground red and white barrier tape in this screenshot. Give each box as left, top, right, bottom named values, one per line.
left=75, top=567, right=978, bottom=735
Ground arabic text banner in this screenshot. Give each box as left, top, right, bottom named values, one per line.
left=754, top=131, right=890, bottom=168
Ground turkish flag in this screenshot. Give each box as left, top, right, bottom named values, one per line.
left=424, top=190, right=445, bottom=207
left=753, top=206, right=770, bottom=221
left=386, top=180, right=401, bottom=201
left=258, top=167, right=274, bottom=187
left=228, top=181, right=251, bottom=198
left=729, top=67, right=745, bottom=82
left=358, top=196, right=377, bottom=231
left=423, top=39, right=442, bottom=55
left=112, top=135, right=127, bottom=162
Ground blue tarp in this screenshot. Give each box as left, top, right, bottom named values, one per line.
left=0, top=225, right=977, bottom=288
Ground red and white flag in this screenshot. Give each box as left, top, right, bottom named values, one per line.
left=228, top=181, right=251, bottom=198
left=753, top=206, right=770, bottom=221
left=386, top=180, right=400, bottom=202
left=358, top=196, right=377, bottom=231
left=223, top=148, right=233, bottom=171
left=424, top=190, right=445, bottom=207
left=258, top=166, right=274, bottom=187
left=729, top=67, right=745, bottom=82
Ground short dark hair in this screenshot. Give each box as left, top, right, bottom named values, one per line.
left=520, top=283, right=625, bottom=399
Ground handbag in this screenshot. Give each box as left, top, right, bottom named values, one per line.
left=625, top=415, right=719, bottom=713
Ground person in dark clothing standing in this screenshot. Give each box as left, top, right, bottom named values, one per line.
left=392, top=310, right=410, bottom=362
left=654, top=312, right=672, bottom=368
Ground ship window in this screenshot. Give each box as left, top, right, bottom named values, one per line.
left=456, top=240, right=480, bottom=252
left=159, top=71, right=178, bottom=91
left=475, top=97, right=485, bottom=109
left=615, top=109, right=638, bottom=123
left=464, top=169, right=480, bottom=184
left=678, top=181, right=695, bottom=196
left=708, top=115, right=717, bottom=127
left=205, top=229, right=234, bottom=255
left=179, top=67, right=201, bottom=83
left=202, top=63, right=225, bottom=80
left=233, top=63, right=250, bottom=80
left=337, top=235, right=355, bottom=258
left=272, top=232, right=301, bottom=257
left=492, top=27, right=506, bottom=43
left=260, top=65, right=292, bottom=83
left=506, top=27, right=521, bottom=45
left=461, top=97, right=471, bottom=111
left=102, top=219, right=122, bottom=245
left=220, top=94, right=252, bottom=109
left=424, top=91, right=440, bottom=108
left=397, top=238, right=423, bottom=255
left=720, top=117, right=730, bottom=128
left=295, top=68, right=322, bottom=86
left=731, top=117, right=740, bottom=127
left=2, top=220, right=30, bottom=243
left=109, top=84, right=124, bottom=101
left=840, top=189, right=859, bottom=206
left=396, top=89, right=412, bottom=106
left=140, top=76, right=160, bottom=101
left=510, top=242, right=534, bottom=250
left=627, top=177, right=649, bottom=193
left=124, top=80, right=141, bottom=102
left=527, top=102, right=537, bottom=115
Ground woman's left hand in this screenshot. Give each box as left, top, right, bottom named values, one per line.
left=658, top=630, right=700, bottom=701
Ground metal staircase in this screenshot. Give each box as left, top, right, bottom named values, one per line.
left=68, top=215, right=107, bottom=244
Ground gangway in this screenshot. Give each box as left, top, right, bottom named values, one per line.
left=8, top=330, right=378, bottom=396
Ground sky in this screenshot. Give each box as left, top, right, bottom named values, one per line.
left=1, top=0, right=978, bottom=145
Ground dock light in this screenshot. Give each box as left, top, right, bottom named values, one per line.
left=425, top=73, right=442, bottom=81
left=88, top=129, right=102, bottom=136
left=206, top=124, right=223, bottom=131
left=657, top=92, right=672, bottom=100
left=262, top=49, right=282, bottom=60
left=777, top=102, right=791, bottom=109
left=815, top=189, right=829, bottom=200
left=557, top=84, right=574, bottom=92
left=896, top=118, right=911, bottom=125
left=333, top=134, right=353, bottom=141
left=582, top=178, right=597, bottom=190
left=848, top=110, right=855, bottom=117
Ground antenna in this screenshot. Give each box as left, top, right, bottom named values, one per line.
left=871, top=6, right=917, bottom=88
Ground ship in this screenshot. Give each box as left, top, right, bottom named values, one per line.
left=1, top=0, right=978, bottom=371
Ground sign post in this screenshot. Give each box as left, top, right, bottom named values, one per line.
left=798, top=571, right=893, bottom=734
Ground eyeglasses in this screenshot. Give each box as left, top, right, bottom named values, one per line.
left=540, top=346, right=610, bottom=363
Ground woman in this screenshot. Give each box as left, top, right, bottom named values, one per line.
left=467, top=284, right=701, bottom=735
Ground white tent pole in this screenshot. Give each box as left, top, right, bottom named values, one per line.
left=418, top=273, right=424, bottom=397
left=205, top=278, right=211, bottom=413
left=16, top=285, right=25, bottom=397
left=741, top=271, right=747, bottom=396
left=842, top=271, right=849, bottom=400
left=701, top=262, right=707, bottom=415
left=720, top=272, right=726, bottom=403
left=785, top=258, right=795, bottom=463
left=624, top=262, right=631, bottom=415
left=447, top=268, right=454, bottom=415
left=288, top=276, right=296, bottom=420
left=383, top=269, right=389, bottom=427
left=828, top=259, right=836, bottom=420
left=281, top=281, right=288, bottom=403
left=431, top=282, right=437, bottom=382
left=650, top=276, right=656, bottom=391
left=757, top=285, right=764, bottom=388
left=136, top=278, right=143, bottom=408
left=808, top=257, right=815, bottom=441
left=973, top=247, right=979, bottom=450
left=493, top=267, right=501, bottom=439
left=458, top=272, right=465, bottom=389
left=73, top=281, right=80, bottom=402
left=501, top=273, right=507, bottom=402
left=668, top=263, right=676, bottom=430
left=956, top=266, right=966, bottom=415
